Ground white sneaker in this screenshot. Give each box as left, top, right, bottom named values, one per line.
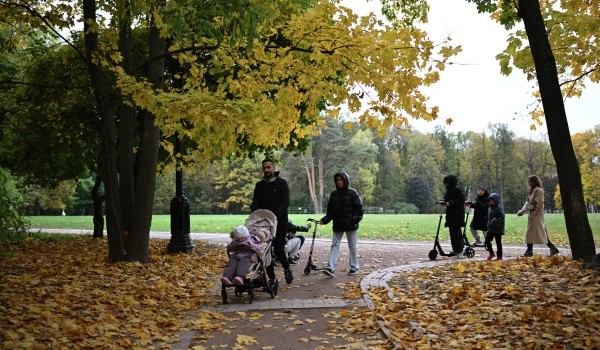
left=453, top=252, right=464, bottom=259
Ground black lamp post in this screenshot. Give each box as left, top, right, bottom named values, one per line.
left=167, top=134, right=195, bottom=253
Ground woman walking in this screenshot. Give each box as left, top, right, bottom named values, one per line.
left=516, top=175, right=560, bottom=257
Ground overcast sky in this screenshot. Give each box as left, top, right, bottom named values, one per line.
left=342, top=0, right=599, bottom=137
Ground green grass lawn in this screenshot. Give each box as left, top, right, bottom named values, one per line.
left=27, top=213, right=600, bottom=246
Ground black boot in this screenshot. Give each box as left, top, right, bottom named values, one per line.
left=522, top=249, right=533, bottom=257
left=548, top=243, right=559, bottom=256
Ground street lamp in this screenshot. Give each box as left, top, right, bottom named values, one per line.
left=167, top=133, right=195, bottom=253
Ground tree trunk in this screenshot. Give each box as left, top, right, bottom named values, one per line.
left=117, top=0, right=136, bottom=234
left=518, top=0, right=596, bottom=261
left=91, top=176, right=105, bottom=239
left=83, top=0, right=126, bottom=261
left=125, top=13, right=165, bottom=263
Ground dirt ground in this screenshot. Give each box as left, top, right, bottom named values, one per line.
left=169, top=237, right=499, bottom=349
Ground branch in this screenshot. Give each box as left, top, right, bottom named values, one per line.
left=18, top=3, right=88, bottom=63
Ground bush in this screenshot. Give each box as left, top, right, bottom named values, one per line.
left=392, top=202, right=420, bottom=214
left=0, top=168, right=30, bottom=239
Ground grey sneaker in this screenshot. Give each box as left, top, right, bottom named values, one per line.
left=322, top=268, right=335, bottom=277
left=348, top=269, right=359, bottom=276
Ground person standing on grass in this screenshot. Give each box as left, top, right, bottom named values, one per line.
left=441, top=175, right=466, bottom=258
left=485, top=193, right=505, bottom=261
left=516, top=175, right=560, bottom=257
left=466, top=187, right=489, bottom=247
left=250, top=158, right=294, bottom=285
left=320, top=171, right=364, bottom=277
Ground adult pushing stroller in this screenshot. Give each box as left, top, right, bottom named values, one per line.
left=221, top=209, right=278, bottom=304
left=428, top=200, right=476, bottom=260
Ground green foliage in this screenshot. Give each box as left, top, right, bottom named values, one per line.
left=0, top=167, right=30, bottom=237
left=392, top=202, right=420, bottom=214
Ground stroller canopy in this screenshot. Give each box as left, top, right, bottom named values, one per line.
left=245, top=209, right=277, bottom=243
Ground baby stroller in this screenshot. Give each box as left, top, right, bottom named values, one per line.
left=221, top=209, right=278, bottom=304
left=428, top=200, right=476, bottom=260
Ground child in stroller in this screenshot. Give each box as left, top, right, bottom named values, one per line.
left=221, top=225, right=262, bottom=286
left=221, top=209, right=278, bottom=304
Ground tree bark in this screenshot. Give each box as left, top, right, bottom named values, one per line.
left=518, top=0, right=595, bottom=261
left=125, top=12, right=165, bottom=262
left=117, top=0, right=136, bottom=234
left=91, top=176, right=105, bottom=239
left=83, top=0, right=125, bottom=261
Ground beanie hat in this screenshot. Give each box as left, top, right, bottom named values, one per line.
left=233, top=225, right=249, bottom=238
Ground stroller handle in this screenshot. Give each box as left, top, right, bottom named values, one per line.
left=307, top=218, right=320, bottom=223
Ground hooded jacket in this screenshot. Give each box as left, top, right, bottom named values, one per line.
left=320, top=172, right=364, bottom=232
left=442, top=175, right=466, bottom=228
left=487, top=193, right=505, bottom=234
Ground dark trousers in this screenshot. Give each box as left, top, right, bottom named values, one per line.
left=266, top=221, right=290, bottom=280
left=485, top=232, right=503, bottom=258
left=449, top=226, right=464, bottom=253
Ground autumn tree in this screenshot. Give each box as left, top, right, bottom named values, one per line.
left=570, top=128, right=600, bottom=211
left=2, top=0, right=458, bottom=262
left=467, top=0, right=596, bottom=261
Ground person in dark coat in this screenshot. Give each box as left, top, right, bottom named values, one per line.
left=319, top=171, right=364, bottom=277
left=466, top=187, right=489, bottom=246
left=250, top=158, right=293, bottom=284
left=485, top=193, right=505, bottom=260
left=441, top=175, right=466, bottom=257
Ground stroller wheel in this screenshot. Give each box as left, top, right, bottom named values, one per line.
left=221, top=286, right=228, bottom=304
left=428, top=250, right=438, bottom=260
left=465, top=247, right=475, bottom=258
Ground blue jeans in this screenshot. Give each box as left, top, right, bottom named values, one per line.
left=327, top=230, right=359, bottom=271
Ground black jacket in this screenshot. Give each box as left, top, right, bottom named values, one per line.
left=468, top=188, right=489, bottom=231
left=320, top=172, right=364, bottom=232
left=487, top=193, right=505, bottom=234
left=250, top=171, right=290, bottom=222
left=442, top=175, right=466, bottom=228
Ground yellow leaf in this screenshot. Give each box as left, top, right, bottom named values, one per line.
left=236, top=334, right=257, bottom=345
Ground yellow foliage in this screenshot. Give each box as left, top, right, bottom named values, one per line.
left=105, top=0, right=458, bottom=166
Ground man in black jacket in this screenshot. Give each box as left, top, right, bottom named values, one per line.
left=250, top=158, right=293, bottom=284
left=319, top=171, right=364, bottom=277
left=441, top=174, right=466, bottom=258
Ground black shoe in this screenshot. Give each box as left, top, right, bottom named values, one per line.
left=322, top=268, right=335, bottom=277
left=284, top=268, right=293, bottom=284
left=522, top=249, right=533, bottom=257
left=550, top=246, right=560, bottom=256
left=288, top=258, right=298, bottom=265
left=348, top=269, right=359, bottom=276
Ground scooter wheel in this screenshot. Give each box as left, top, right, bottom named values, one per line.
left=428, top=250, right=438, bottom=260
left=465, top=247, right=475, bottom=258
left=303, top=265, right=311, bottom=275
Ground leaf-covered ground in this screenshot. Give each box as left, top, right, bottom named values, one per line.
left=363, top=255, right=600, bottom=349
left=0, top=237, right=227, bottom=349
left=2, top=237, right=599, bottom=349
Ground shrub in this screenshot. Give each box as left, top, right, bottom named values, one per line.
left=0, top=168, right=30, bottom=239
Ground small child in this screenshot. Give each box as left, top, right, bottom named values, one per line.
left=221, top=225, right=261, bottom=286
left=485, top=193, right=505, bottom=261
